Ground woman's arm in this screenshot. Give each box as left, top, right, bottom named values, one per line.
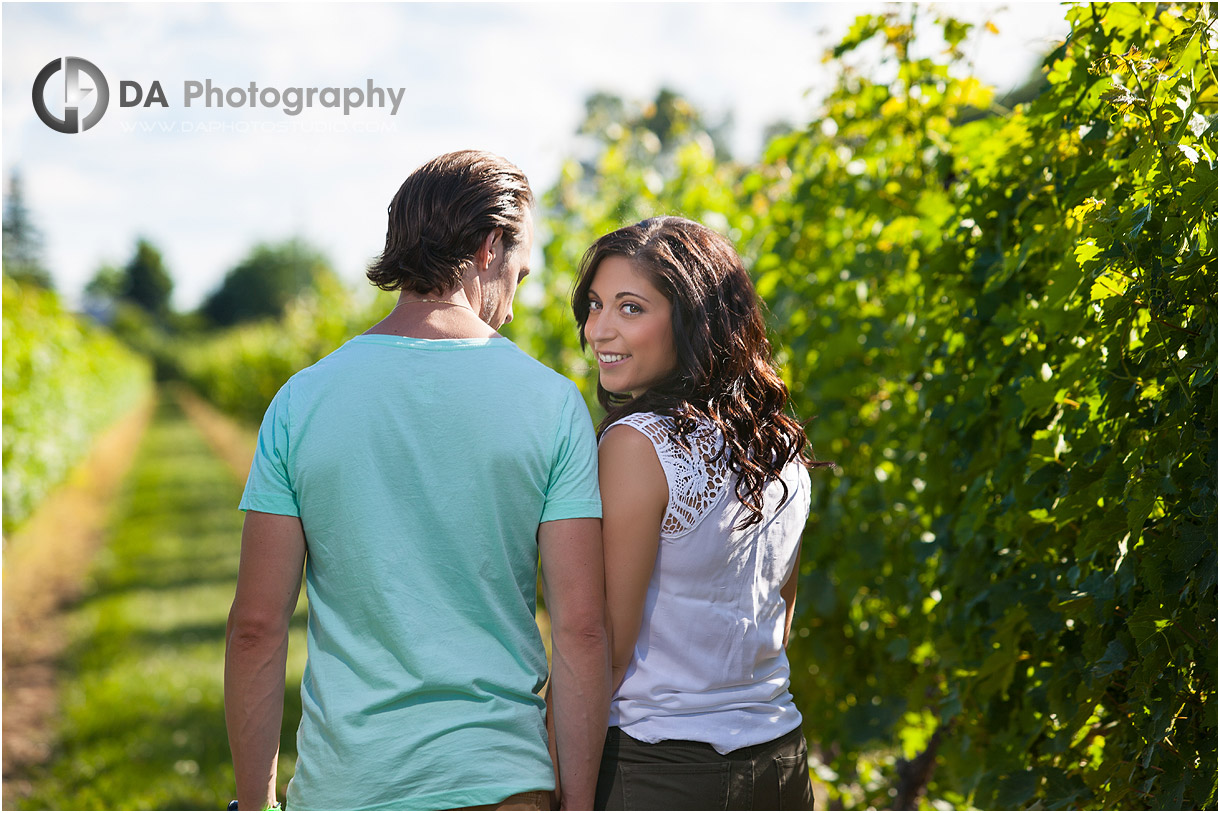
left=598, top=425, right=668, bottom=693
left=780, top=540, right=803, bottom=648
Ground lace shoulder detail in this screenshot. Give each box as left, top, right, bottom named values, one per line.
left=607, top=412, right=731, bottom=537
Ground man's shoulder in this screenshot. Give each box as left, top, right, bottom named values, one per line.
left=276, top=339, right=354, bottom=388
left=492, top=341, right=582, bottom=393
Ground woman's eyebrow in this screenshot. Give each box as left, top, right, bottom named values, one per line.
left=588, top=288, right=652, bottom=303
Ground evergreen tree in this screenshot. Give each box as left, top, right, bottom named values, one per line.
left=121, top=238, right=174, bottom=321
left=2, top=171, right=53, bottom=290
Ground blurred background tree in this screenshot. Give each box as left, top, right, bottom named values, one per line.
left=3, top=171, right=53, bottom=291
left=199, top=239, right=339, bottom=328
left=120, top=238, right=174, bottom=324
left=82, top=263, right=125, bottom=318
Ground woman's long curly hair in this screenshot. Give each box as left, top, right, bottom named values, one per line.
left=572, top=216, right=828, bottom=529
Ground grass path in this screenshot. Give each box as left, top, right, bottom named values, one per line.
left=15, top=391, right=305, bottom=811
left=2, top=393, right=155, bottom=806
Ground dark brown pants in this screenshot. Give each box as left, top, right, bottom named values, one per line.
left=455, top=790, right=551, bottom=810
left=594, top=724, right=815, bottom=810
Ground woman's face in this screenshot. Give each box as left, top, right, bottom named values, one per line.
left=584, top=255, right=678, bottom=398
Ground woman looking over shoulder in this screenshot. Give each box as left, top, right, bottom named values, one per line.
left=572, top=217, right=824, bottom=811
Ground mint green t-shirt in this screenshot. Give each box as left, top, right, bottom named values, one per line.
left=238, top=334, right=601, bottom=811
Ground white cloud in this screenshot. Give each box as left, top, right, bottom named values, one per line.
left=4, top=2, right=1068, bottom=310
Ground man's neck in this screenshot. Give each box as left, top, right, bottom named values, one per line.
left=364, top=292, right=499, bottom=340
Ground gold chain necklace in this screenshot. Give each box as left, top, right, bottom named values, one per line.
left=398, top=298, right=474, bottom=311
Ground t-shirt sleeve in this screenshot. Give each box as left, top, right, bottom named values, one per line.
left=540, top=385, right=602, bottom=523
left=238, top=383, right=300, bottom=517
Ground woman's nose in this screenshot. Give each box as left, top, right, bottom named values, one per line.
left=586, top=313, right=612, bottom=342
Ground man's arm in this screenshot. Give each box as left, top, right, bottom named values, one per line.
left=225, top=510, right=306, bottom=811
left=539, top=517, right=609, bottom=811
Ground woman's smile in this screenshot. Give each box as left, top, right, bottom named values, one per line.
left=585, top=256, right=677, bottom=397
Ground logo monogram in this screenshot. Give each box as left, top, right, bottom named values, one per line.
left=32, top=57, right=109, bottom=133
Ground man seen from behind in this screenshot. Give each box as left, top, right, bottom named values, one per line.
left=224, top=150, right=610, bottom=811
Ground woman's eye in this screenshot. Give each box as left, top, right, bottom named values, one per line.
left=588, top=299, right=602, bottom=311
left=622, top=303, right=642, bottom=315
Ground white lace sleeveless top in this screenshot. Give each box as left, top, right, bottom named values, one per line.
left=604, top=411, right=811, bottom=754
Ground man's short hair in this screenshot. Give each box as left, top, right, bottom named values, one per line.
left=367, top=150, right=534, bottom=294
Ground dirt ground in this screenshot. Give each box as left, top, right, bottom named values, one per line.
left=1, top=386, right=264, bottom=806
left=171, top=386, right=257, bottom=482
left=1, top=395, right=154, bottom=808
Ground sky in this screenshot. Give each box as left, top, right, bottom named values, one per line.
left=3, top=2, right=1071, bottom=311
